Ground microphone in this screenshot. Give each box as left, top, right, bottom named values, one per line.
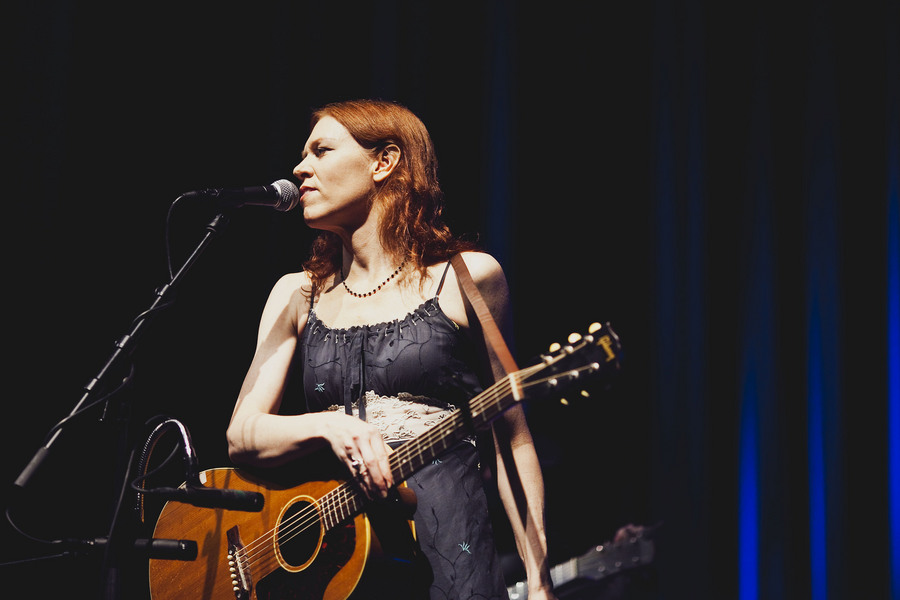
left=184, top=179, right=300, bottom=212
left=155, top=485, right=265, bottom=512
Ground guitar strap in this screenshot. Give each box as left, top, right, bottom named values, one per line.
left=449, top=254, right=518, bottom=374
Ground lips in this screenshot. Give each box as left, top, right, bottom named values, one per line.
left=299, top=186, right=316, bottom=201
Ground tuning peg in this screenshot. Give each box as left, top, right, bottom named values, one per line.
left=548, top=342, right=561, bottom=352
left=580, top=390, right=590, bottom=398
left=559, top=398, right=569, bottom=406
left=589, top=322, right=603, bottom=334
left=568, top=332, right=582, bottom=344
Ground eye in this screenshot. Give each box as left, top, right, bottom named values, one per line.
left=315, top=146, right=332, bottom=157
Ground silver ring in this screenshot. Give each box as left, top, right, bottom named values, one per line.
left=350, top=457, right=363, bottom=475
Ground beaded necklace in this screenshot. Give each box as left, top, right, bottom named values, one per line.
left=340, top=259, right=407, bottom=298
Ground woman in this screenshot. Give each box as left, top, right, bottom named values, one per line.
left=226, top=99, right=556, bottom=600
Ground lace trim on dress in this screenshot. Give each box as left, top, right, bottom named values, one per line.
left=326, top=391, right=476, bottom=446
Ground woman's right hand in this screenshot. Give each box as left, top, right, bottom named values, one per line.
left=321, top=412, right=393, bottom=499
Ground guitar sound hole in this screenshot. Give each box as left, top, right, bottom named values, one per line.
left=276, top=499, right=322, bottom=569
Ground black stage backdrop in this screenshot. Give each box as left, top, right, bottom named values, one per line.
left=4, top=1, right=898, bottom=599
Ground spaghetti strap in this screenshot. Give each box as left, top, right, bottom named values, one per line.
left=307, top=282, right=316, bottom=315
left=434, top=259, right=454, bottom=297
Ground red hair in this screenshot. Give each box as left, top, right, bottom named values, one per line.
left=302, top=99, right=475, bottom=293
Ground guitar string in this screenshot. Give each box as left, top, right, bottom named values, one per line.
left=232, top=370, right=524, bottom=570
left=232, top=368, right=528, bottom=570
left=236, top=359, right=589, bottom=573
left=236, top=351, right=598, bottom=573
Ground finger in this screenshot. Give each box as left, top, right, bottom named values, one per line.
left=356, top=443, right=391, bottom=498
left=345, top=453, right=376, bottom=497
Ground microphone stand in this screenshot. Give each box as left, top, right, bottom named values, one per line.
left=9, top=211, right=232, bottom=599
left=13, top=211, right=230, bottom=490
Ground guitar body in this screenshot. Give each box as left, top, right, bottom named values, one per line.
left=149, top=468, right=424, bottom=600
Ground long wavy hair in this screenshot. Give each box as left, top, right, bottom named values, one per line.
left=302, top=99, right=476, bottom=294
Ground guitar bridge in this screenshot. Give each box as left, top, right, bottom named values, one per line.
left=227, top=525, right=252, bottom=600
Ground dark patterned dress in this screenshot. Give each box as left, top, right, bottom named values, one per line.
left=297, top=262, right=509, bottom=600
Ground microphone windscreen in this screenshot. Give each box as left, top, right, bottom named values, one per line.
left=271, top=179, right=301, bottom=211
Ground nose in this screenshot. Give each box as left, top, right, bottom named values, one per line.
left=293, top=156, right=313, bottom=181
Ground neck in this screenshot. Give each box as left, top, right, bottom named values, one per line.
left=339, top=240, right=409, bottom=294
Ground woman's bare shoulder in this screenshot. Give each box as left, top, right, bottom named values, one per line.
left=455, top=250, right=504, bottom=277
left=454, top=251, right=508, bottom=291
left=263, top=271, right=314, bottom=323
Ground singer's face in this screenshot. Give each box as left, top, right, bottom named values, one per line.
left=293, top=116, right=380, bottom=231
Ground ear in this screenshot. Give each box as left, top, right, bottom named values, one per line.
left=372, top=144, right=401, bottom=182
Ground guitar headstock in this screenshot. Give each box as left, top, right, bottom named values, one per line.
left=521, top=322, right=623, bottom=404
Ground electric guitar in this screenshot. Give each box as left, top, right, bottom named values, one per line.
left=506, top=529, right=655, bottom=600
left=148, top=322, right=622, bottom=600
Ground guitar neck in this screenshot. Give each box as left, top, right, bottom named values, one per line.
left=390, top=371, right=526, bottom=480
left=549, top=557, right=580, bottom=588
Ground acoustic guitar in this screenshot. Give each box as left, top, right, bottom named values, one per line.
left=148, top=322, right=622, bottom=600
